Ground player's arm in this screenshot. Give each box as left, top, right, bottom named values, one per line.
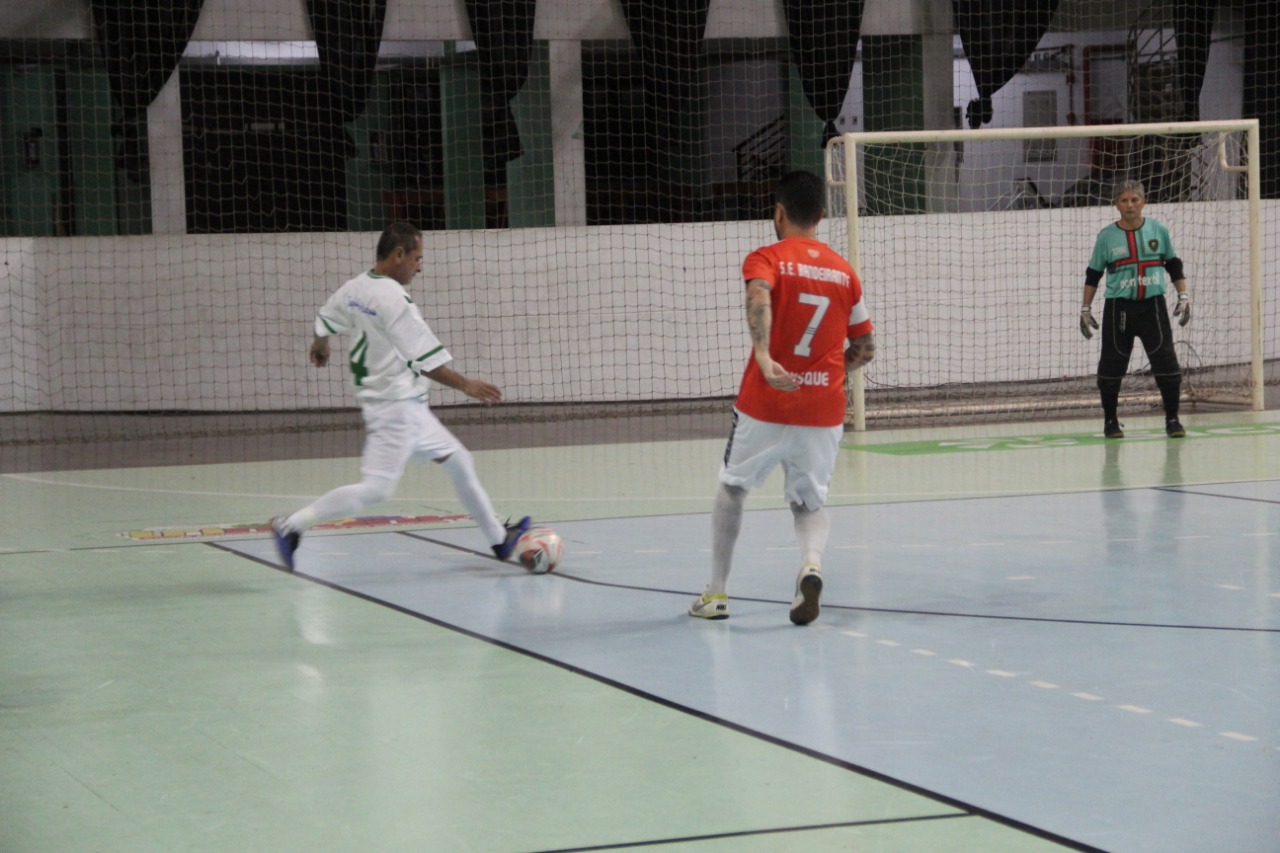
left=845, top=332, right=875, bottom=370
left=1165, top=256, right=1191, bottom=326
left=745, top=277, right=800, bottom=392
left=1079, top=267, right=1103, bottom=338
left=424, top=364, right=503, bottom=404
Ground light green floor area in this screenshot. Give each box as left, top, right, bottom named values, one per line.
left=2, top=551, right=1051, bottom=853
left=4, top=410, right=1278, bottom=552
left=4, top=409, right=1278, bottom=852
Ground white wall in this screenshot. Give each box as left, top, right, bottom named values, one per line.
left=4, top=200, right=1275, bottom=415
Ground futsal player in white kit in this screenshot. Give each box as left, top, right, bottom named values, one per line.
left=270, top=221, right=530, bottom=571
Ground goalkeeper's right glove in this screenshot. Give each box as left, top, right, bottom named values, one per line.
left=1079, top=306, right=1099, bottom=339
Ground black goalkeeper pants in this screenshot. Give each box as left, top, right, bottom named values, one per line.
left=1096, top=294, right=1182, bottom=420
left=1096, top=294, right=1181, bottom=381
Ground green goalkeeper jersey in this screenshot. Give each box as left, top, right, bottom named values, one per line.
left=1087, top=217, right=1177, bottom=301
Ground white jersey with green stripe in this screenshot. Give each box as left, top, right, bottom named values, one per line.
left=314, top=271, right=452, bottom=404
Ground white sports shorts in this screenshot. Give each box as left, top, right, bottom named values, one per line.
left=719, top=408, right=843, bottom=511
left=360, top=397, right=464, bottom=481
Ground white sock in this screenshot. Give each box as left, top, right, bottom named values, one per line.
left=791, top=504, right=829, bottom=569
left=285, top=475, right=398, bottom=533
left=708, top=483, right=747, bottom=596
left=440, top=448, right=506, bottom=545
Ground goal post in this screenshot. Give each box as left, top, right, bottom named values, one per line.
left=825, top=119, right=1263, bottom=430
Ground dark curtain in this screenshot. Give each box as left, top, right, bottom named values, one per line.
left=1173, top=0, right=1218, bottom=122
left=781, top=0, right=865, bottom=144
left=619, top=0, right=711, bottom=222
left=463, top=0, right=538, bottom=187
left=954, top=0, right=1061, bottom=128
left=90, top=0, right=204, bottom=182
left=305, top=0, right=387, bottom=230
left=1245, top=0, right=1280, bottom=198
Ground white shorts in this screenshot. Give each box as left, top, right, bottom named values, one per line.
left=719, top=408, right=843, bottom=511
left=360, top=398, right=463, bottom=481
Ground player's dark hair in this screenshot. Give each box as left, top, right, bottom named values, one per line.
left=776, top=170, right=825, bottom=228
left=376, top=220, right=422, bottom=260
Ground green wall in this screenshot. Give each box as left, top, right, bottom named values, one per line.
left=1, top=63, right=133, bottom=237
left=1, top=68, right=58, bottom=236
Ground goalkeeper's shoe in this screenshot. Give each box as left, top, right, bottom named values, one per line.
left=789, top=565, right=824, bottom=626
left=1104, top=419, right=1124, bottom=439
left=270, top=517, right=300, bottom=572
left=1165, top=417, right=1186, bottom=438
left=492, top=516, right=532, bottom=561
left=689, top=588, right=729, bottom=620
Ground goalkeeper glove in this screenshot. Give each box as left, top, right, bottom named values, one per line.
left=1079, top=306, right=1099, bottom=339
left=1174, top=293, right=1191, bottom=327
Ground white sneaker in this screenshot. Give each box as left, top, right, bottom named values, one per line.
left=789, top=565, right=823, bottom=625
left=689, top=588, right=729, bottom=620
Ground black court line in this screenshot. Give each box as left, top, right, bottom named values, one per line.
left=525, top=812, right=972, bottom=853
left=1156, top=484, right=1280, bottom=506
left=394, top=530, right=1280, bottom=634
left=210, top=539, right=1111, bottom=853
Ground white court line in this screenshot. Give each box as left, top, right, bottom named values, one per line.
left=832, top=626, right=1265, bottom=749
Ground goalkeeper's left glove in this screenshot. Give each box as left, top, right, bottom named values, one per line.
left=1079, top=306, right=1099, bottom=339
left=1174, top=292, right=1191, bottom=327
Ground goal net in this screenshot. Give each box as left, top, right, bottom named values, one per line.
left=825, top=120, right=1264, bottom=429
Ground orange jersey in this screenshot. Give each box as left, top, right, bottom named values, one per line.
left=735, top=237, right=872, bottom=427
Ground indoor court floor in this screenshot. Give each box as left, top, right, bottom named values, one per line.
left=2, top=408, right=1278, bottom=853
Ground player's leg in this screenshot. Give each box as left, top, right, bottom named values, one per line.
left=1140, top=295, right=1184, bottom=436
left=691, top=484, right=745, bottom=619
left=690, top=411, right=779, bottom=619
left=271, top=401, right=411, bottom=570
left=409, top=407, right=529, bottom=559
left=791, top=504, right=830, bottom=568
left=709, top=482, right=747, bottom=592
left=780, top=424, right=842, bottom=626
left=1098, top=299, right=1136, bottom=438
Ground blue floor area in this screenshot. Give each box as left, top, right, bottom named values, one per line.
left=224, top=482, right=1280, bottom=853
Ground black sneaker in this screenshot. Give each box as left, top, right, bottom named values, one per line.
left=1104, top=419, right=1124, bottom=439
left=492, top=516, right=532, bottom=561
left=1166, top=418, right=1186, bottom=438
left=789, top=565, right=824, bottom=626
left=270, top=516, right=300, bottom=571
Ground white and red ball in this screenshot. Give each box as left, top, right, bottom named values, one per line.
left=516, top=527, right=564, bottom=574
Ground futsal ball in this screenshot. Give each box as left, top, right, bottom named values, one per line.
left=517, top=527, right=563, bottom=574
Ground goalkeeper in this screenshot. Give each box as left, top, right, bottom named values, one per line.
left=1078, top=179, right=1190, bottom=439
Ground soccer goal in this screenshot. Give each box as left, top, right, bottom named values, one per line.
left=825, top=119, right=1263, bottom=431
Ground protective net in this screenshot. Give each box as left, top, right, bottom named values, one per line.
left=1, top=1, right=1276, bottom=447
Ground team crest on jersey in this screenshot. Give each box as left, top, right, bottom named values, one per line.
left=1148, top=239, right=1160, bottom=251
left=807, top=249, right=820, bottom=258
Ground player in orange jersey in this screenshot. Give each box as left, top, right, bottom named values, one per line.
left=689, top=171, right=875, bottom=625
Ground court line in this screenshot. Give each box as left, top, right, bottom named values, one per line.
left=14, top=470, right=1279, bottom=505
left=523, top=812, right=975, bottom=853
left=207, top=539, right=1111, bottom=853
